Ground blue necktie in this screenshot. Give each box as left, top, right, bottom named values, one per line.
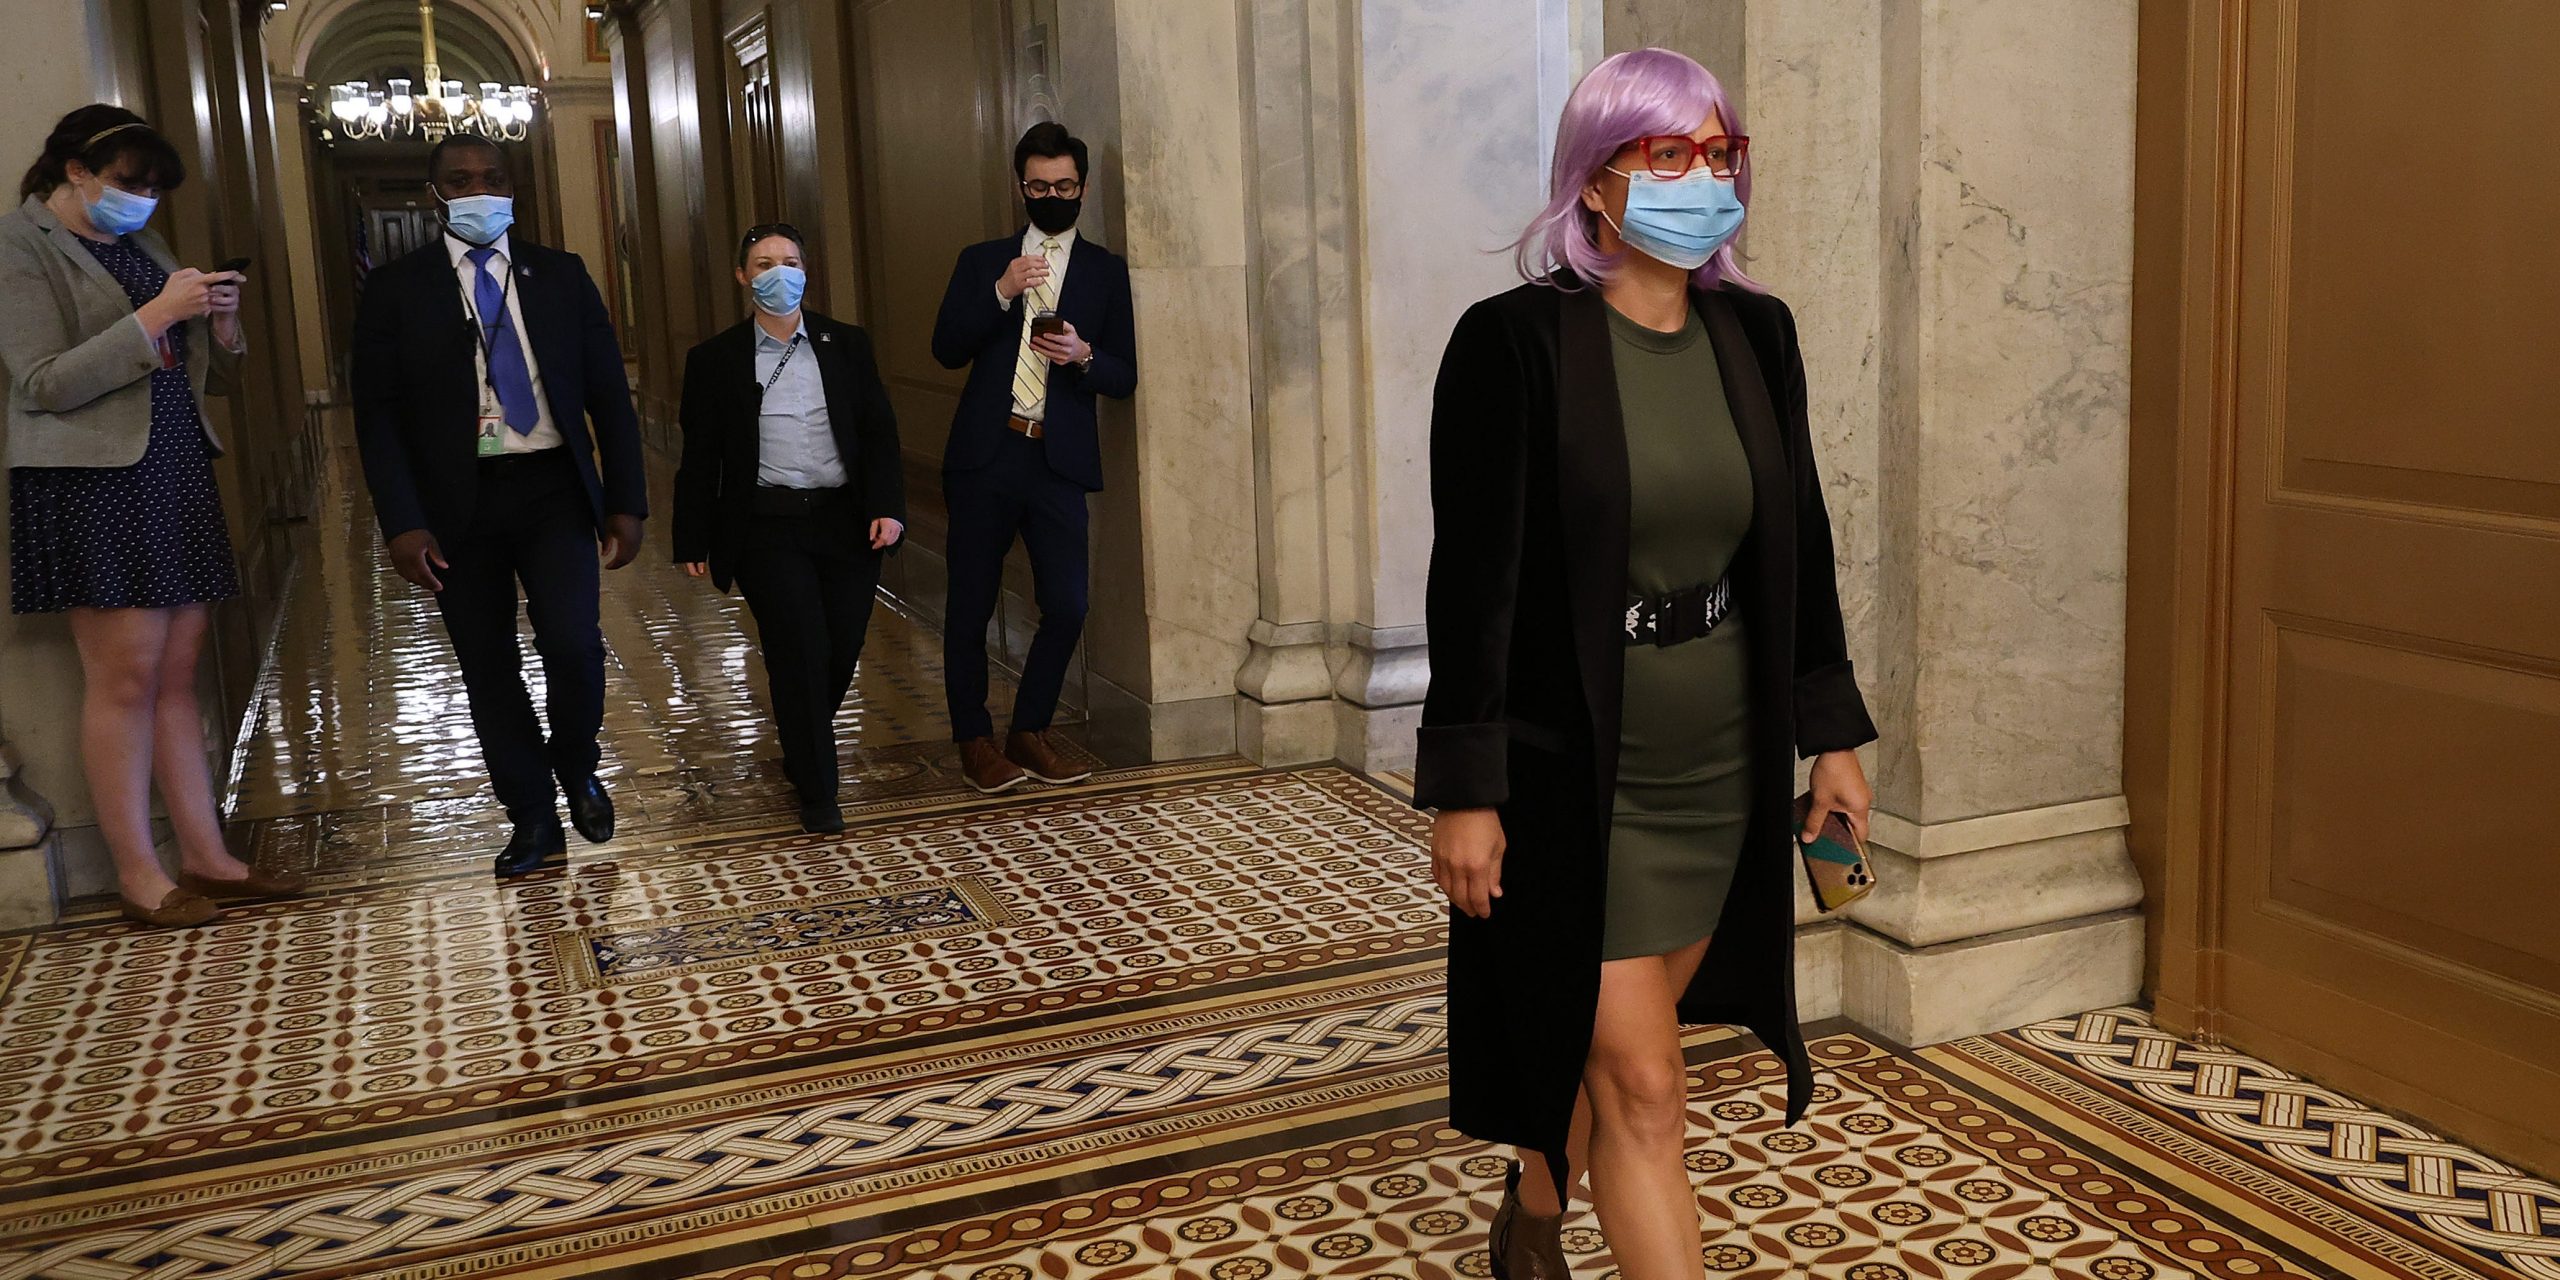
left=466, top=247, right=540, bottom=433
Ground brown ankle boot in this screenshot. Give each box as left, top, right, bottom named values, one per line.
left=1488, top=1159, right=1571, bottom=1279
left=957, top=736, right=1028, bottom=794
left=1005, top=729, right=1093, bottom=784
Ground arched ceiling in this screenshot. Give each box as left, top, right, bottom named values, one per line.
left=304, top=1, right=526, bottom=92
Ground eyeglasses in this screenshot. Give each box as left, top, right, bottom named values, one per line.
left=1616, top=134, right=1751, bottom=180
left=739, top=222, right=804, bottom=255
left=1020, top=178, right=1083, bottom=199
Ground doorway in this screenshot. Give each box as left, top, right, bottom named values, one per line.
left=2131, top=0, right=2560, bottom=1172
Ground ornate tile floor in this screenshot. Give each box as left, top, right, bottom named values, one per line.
left=5, top=448, right=2554, bottom=1280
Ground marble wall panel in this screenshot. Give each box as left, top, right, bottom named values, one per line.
left=1355, top=0, right=1565, bottom=630
left=1126, top=264, right=1261, bottom=703
left=1907, top=0, right=2135, bottom=819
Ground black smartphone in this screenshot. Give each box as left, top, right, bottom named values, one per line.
left=216, top=255, right=252, bottom=275
left=1029, top=310, right=1066, bottom=339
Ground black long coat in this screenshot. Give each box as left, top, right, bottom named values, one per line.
left=1411, top=277, right=1878, bottom=1202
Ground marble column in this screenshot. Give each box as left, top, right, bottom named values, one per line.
left=1059, top=0, right=1264, bottom=762
left=1325, top=0, right=1591, bottom=773
left=1742, top=0, right=2142, bottom=1045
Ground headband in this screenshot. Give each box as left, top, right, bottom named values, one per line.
left=82, top=122, right=149, bottom=149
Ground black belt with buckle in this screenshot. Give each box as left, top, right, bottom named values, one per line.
left=749, top=484, right=846, bottom=517
left=1624, top=574, right=1734, bottom=647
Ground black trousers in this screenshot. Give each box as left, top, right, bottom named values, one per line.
left=942, top=430, right=1088, bottom=742
left=432, top=449, right=605, bottom=828
left=733, top=488, right=883, bottom=801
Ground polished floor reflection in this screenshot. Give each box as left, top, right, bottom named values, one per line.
left=0, top=449, right=2553, bottom=1280
left=220, top=445, right=1089, bottom=888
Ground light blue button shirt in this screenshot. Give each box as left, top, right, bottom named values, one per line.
left=754, top=322, right=848, bottom=489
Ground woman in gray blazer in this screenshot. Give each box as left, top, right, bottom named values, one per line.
left=1, top=105, right=306, bottom=926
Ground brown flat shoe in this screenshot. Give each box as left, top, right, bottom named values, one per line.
left=177, top=866, right=311, bottom=901
left=1488, top=1159, right=1571, bottom=1280
left=957, top=736, right=1028, bottom=794
left=1005, top=730, right=1093, bottom=784
left=120, top=888, right=219, bottom=928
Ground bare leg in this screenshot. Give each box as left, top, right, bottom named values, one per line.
left=1518, top=933, right=1711, bottom=1218
left=152, top=604, right=251, bottom=880
left=69, top=606, right=177, bottom=903
left=1583, top=952, right=1707, bottom=1280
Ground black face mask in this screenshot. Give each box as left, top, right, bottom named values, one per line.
left=1025, top=194, right=1082, bottom=235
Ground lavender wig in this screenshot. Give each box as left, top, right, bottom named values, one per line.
left=1512, top=48, right=1762, bottom=293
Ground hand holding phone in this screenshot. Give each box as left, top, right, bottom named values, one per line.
left=1029, top=310, right=1066, bottom=339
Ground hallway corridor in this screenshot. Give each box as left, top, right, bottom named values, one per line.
left=1, top=452, right=2553, bottom=1279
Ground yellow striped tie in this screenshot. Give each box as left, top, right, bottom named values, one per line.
left=1011, top=238, right=1061, bottom=415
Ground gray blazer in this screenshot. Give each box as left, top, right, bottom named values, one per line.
left=0, top=193, right=234, bottom=470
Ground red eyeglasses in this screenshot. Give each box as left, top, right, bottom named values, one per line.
left=1617, top=134, right=1751, bottom=179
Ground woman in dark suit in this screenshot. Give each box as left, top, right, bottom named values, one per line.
left=1415, top=50, right=1878, bottom=1279
left=1, top=105, right=306, bottom=926
left=674, top=225, right=906, bottom=835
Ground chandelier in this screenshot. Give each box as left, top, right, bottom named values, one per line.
left=325, top=0, right=536, bottom=142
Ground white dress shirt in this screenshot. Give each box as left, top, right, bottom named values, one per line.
left=998, top=225, right=1076, bottom=421
left=753, top=318, right=848, bottom=489
left=447, top=232, right=564, bottom=453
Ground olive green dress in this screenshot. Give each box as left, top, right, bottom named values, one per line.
left=1602, top=300, right=1756, bottom=960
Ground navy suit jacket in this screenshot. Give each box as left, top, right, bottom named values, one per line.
left=350, top=237, right=647, bottom=548
left=929, top=230, right=1136, bottom=491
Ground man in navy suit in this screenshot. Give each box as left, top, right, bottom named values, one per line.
left=350, top=135, right=647, bottom=876
left=930, top=122, right=1136, bottom=793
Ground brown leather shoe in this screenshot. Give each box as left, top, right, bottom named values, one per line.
left=1005, top=730, right=1092, bottom=784
left=178, top=865, right=311, bottom=901
left=958, top=736, right=1028, bottom=794
left=120, top=888, right=219, bottom=928
left=1488, top=1160, right=1571, bottom=1280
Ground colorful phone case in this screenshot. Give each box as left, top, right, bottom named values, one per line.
left=1792, top=793, right=1877, bottom=913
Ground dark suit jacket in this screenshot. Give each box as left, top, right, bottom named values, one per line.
left=1411, top=276, right=1878, bottom=1203
left=350, top=237, right=647, bottom=548
left=671, top=312, right=909, bottom=592
left=928, top=230, right=1136, bottom=491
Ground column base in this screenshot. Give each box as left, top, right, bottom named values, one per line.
left=1083, top=677, right=1238, bottom=763
left=0, top=834, right=63, bottom=930
left=1835, top=910, right=2144, bottom=1046
left=1236, top=696, right=1334, bottom=766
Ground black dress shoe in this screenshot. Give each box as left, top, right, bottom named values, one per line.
left=798, top=799, right=846, bottom=835
left=561, top=774, right=616, bottom=844
left=494, top=823, right=567, bottom=878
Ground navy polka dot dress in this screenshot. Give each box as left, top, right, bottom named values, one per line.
left=7, top=236, right=240, bottom=614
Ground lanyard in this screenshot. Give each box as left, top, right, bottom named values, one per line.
left=761, top=333, right=804, bottom=394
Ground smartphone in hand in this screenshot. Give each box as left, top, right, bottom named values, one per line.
left=1029, top=310, right=1065, bottom=339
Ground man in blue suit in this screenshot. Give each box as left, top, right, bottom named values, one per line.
left=351, top=136, right=646, bottom=876
left=930, top=122, right=1136, bottom=792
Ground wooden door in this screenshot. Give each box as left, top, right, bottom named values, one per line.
left=2138, top=0, right=2560, bottom=1171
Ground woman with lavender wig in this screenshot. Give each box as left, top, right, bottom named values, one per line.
left=1412, top=49, right=1878, bottom=1278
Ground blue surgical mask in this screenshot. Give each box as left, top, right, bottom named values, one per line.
left=440, top=193, right=514, bottom=246
left=749, top=263, right=806, bottom=316
left=1602, top=166, right=1745, bottom=271
left=85, top=182, right=157, bottom=236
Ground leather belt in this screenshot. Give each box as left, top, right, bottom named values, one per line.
left=1006, top=413, right=1046, bottom=440
left=749, top=484, right=846, bottom=517
left=1624, top=574, right=1734, bottom=647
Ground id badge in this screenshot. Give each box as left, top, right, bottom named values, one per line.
left=475, top=385, right=509, bottom=457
